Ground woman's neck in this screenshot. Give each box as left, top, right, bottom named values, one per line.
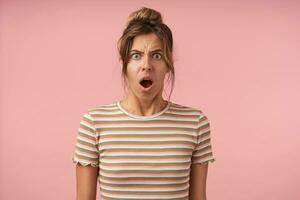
left=120, top=95, right=168, bottom=116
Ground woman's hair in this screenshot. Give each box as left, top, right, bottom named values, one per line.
left=117, top=7, right=175, bottom=101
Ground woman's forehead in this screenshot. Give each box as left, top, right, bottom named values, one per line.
left=131, top=33, right=162, bottom=51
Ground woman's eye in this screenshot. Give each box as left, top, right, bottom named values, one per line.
left=131, top=53, right=141, bottom=60
left=153, top=53, right=162, bottom=60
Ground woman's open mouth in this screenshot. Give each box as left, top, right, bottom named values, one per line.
left=139, top=78, right=153, bottom=92
left=140, top=79, right=153, bottom=88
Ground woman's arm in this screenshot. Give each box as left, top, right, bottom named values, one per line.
left=76, top=165, right=98, bottom=200
left=189, top=163, right=209, bottom=200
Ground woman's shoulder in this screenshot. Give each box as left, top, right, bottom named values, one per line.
left=170, top=101, right=206, bottom=117
left=85, top=101, right=119, bottom=115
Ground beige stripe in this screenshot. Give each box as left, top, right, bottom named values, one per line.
left=77, top=139, right=97, bottom=149
left=79, top=122, right=94, bottom=133
left=73, top=154, right=98, bottom=163
left=76, top=146, right=98, bottom=155
left=94, top=119, right=197, bottom=126
left=99, top=187, right=189, bottom=198
left=100, top=148, right=192, bottom=153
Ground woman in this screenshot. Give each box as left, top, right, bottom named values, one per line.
left=72, top=7, right=215, bottom=200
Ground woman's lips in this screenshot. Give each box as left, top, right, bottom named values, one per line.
left=138, top=75, right=154, bottom=93
left=139, top=81, right=153, bottom=92
left=140, top=80, right=152, bottom=88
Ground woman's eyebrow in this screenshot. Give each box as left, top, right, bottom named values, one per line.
left=130, top=49, right=162, bottom=53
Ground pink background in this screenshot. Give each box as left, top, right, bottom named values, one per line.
left=1, top=0, right=300, bottom=199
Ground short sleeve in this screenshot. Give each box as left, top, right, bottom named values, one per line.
left=72, top=111, right=99, bottom=167
left=191, top=113, right=216, bottom=165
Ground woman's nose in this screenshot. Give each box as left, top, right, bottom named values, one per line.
left=142, top=65, right=151, bottom=71
left=142, top=56, right=152, bottom=71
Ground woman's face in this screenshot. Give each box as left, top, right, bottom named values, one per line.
left=125, top=33, right=170, bottom=101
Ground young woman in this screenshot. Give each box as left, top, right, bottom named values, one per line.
left=72, top=7, right=215, bottom=200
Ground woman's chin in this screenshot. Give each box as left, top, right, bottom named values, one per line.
left=139, top=83, right=154, bottom=93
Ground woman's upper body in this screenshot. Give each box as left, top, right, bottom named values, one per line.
left=73, top=7, right=215, bottom=200
left=73, top=101, right=215, bottom=200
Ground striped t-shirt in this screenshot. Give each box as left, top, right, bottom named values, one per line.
left=72, top=100, right=216, bottom=200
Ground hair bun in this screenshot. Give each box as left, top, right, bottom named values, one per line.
left=126, top=7, right=163, bottom=26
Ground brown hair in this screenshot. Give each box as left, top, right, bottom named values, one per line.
left=117, top=7, right=175, bottom=101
